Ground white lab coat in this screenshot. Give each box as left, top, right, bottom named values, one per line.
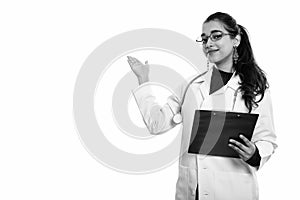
left=133, top=66, right=277, bottom=200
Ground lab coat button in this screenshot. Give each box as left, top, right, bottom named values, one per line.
left=203, top=193, right=209, bottom=199
left=173, top=114, right=182, bottom=124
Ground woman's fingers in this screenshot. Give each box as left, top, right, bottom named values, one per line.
left=127, top=59, right=133, bottom=66
left=127, top=56, right=150, bottom=83
left=228, top=143, right=247, bottom=159
left=239, top=135, right=253, bottom=148
left=127, top=56, right=135, bottom=66
left=229, top=138, right=248, bottom=152
left=238, top=135, right=256, bottom=156
left=228, top=135, right=256, bottom=161
left=127, top=56, right=143, bottom=66
left=127, top=56, right=136, bottom=66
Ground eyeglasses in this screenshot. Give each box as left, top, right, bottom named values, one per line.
left=196, top=31, right=233, bottom=45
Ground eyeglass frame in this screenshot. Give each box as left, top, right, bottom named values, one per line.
left=196, top=30, right=234, bottom=45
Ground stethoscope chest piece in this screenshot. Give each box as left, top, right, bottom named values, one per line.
left=173, top=113, right=183, bottom=124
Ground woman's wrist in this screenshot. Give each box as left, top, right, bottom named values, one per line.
left=246, top=144, right=261, bottom=167
left=137, top=76, right=149, bottom=85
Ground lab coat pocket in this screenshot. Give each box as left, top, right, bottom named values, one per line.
left=213, top=171, right=257, bottom=200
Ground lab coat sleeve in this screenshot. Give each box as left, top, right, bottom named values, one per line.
left=252, top=88, right=277, bottom=170
left=132, top=82, right=183, bottom=135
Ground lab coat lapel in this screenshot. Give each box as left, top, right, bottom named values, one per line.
left=226, top=73, right=241, bottom=92
left=192, top=67, right=212, bottom=109
left=195, top=69, right=241, bottom=110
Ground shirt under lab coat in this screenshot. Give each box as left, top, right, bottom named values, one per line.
left=132, top=66, right=277, bottom=200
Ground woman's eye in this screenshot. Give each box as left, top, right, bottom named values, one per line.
left=212, top=34, right=223, bottom=41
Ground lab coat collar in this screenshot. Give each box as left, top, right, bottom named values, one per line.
left=227, top=72, right=241, bottom=91
left=192, top=65, right=241, bottom=97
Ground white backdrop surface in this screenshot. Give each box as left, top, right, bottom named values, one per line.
left=0, top=0, right=299, bottom=199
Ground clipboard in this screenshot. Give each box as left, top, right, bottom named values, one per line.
left=188, top=110, right=259, bottom=158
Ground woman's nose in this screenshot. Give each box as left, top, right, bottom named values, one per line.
left=204, top=41, right=213, bottom=53
left=205, top=37, right=214, bottom=47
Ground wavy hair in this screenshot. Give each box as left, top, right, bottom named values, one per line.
left=204, top=12, right=268, bottom=113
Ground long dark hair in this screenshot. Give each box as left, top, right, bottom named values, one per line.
left=204, top=12, right=268, bottom=113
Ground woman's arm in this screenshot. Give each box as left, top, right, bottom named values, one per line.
left=252, top=88, right=277, bottom=169
left=228, top=88, right=277, bottom=169
left=128, top=56, right=184, bottom=135
left=132, top=83, right=182, bottom=134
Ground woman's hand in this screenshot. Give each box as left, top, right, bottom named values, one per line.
left=228, top=134, right=256, bottom=161
left=127, top=56, right=149, bottom=85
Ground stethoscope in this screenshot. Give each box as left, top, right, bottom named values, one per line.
left=172, top=69, right=239, bottom=124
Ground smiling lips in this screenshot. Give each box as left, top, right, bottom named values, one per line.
left=207, top=49, right=219, bottom=54
left=207, top=49, right=219, bottom=56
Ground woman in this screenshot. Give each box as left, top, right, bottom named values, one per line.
left=128, top=12, right=277, bottom=200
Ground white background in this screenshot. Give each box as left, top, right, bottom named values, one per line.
left=1, top=0, right=299, bottom=199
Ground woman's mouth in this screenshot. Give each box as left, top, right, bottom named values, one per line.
left=207, top=49, right=219, bottom=55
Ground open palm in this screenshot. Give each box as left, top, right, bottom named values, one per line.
left=127, top=56, right=149, bottom=79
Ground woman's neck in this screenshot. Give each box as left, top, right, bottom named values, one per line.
left=214, top=57, right=234, bottom=73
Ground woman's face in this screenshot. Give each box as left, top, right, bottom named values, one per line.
left=201, top=20, right=237, bottom=67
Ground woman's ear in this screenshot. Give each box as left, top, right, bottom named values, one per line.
left=233, top=34, right=241, bottom=47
